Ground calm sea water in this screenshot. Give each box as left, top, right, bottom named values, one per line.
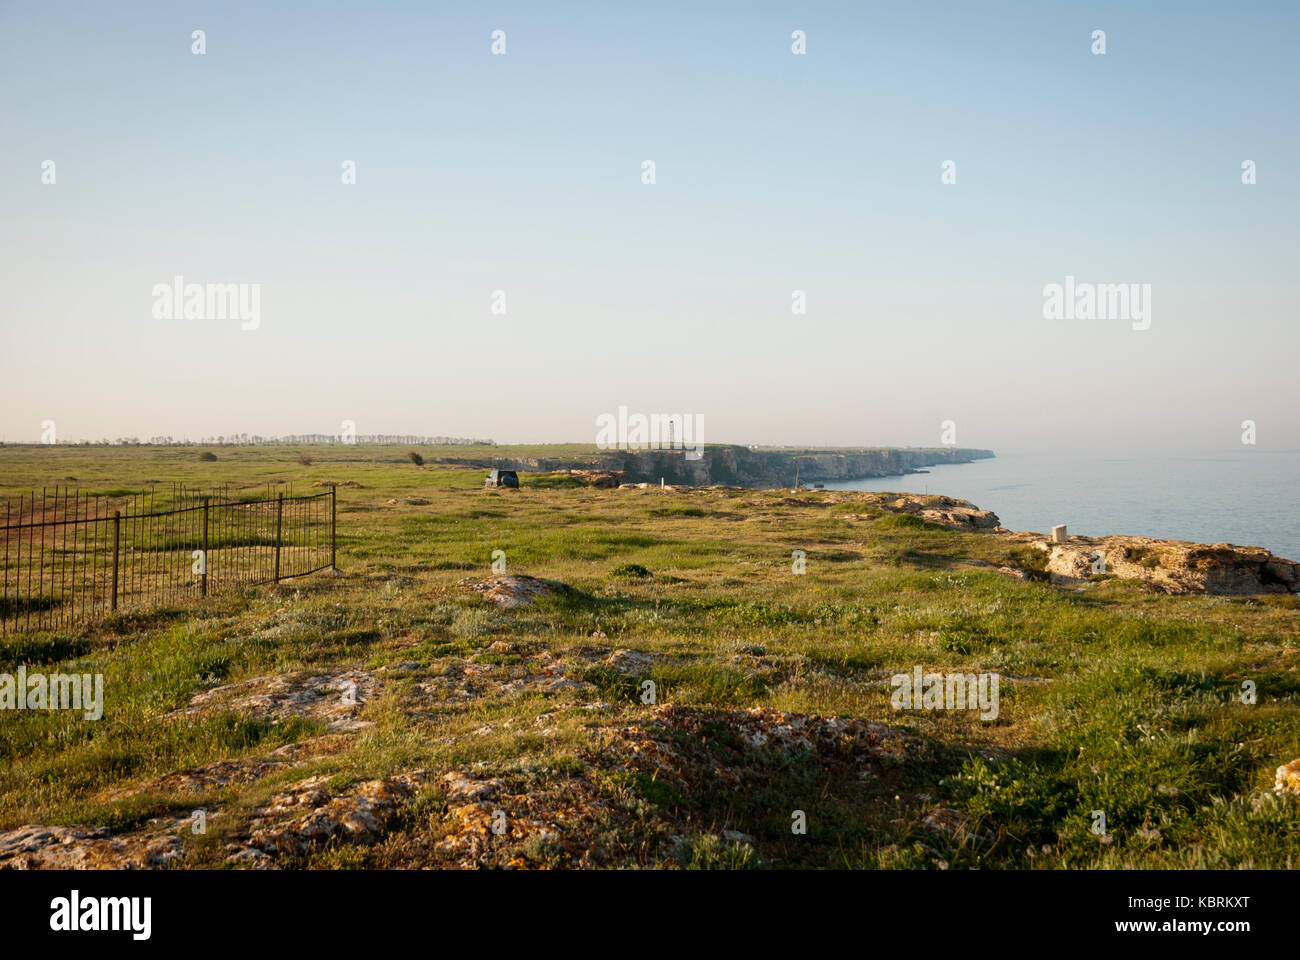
left=821, top=451, right=1300, bottom=561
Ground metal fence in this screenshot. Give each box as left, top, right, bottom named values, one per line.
left=0, top=484, right=336, bottom=634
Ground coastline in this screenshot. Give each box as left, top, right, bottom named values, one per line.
left=822, top=450, right=1300, bottom=563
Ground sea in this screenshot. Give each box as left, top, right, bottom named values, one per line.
left=820, top=450, right=1300, bottom=562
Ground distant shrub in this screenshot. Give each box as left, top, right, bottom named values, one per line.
left=611, top=563, right=653, bottom=579
left=297, top=453, right=312, bottom=467
left=408, top=451, right=425, bottom=467
left=198, top=451, right=218, bottom=462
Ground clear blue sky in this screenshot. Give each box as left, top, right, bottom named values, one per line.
left=2, top=0, right=1296, bottom=453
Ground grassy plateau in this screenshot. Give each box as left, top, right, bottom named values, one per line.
left=0, top=444, right=1297, bottom=869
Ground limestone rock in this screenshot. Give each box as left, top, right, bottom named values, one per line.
left=1275, top=759, right=1300, bottom=795
left=413, top=649, right=594, bottom=706
left=1037, top=536, right=1300, bottom=595
left=96, top=736, right=351, bottom=802
left=167, top=668, right=377, bottom=731
left=238, top=771, right=430, bottom=857
left=881, top=495, right=1001, bottom=531
left=460, top=575, right=567, bottom=609
left=0, top=822, right=190, bottom=870
left=565, top=469, right=624, bottom=488
left=608, top=705, right=918, bottom=793
left=600, top=648, right=658, bottom=675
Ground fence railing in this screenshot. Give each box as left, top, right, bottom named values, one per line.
left=0, top=484, right=336, bottom=634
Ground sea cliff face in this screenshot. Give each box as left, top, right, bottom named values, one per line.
left=446, top=446, right=995, bottom=488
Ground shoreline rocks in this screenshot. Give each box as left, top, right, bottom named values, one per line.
left=1034, top=535, right=1300, bottom=595
left=810, top=489, right=1297, bottom=596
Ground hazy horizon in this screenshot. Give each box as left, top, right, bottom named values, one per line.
left=3, top=0, right=1297, bottom=457
left=5, top=432, right=1299, bottom=461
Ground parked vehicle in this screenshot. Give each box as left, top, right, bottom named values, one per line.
left=484, top=469, right=519, bottom=488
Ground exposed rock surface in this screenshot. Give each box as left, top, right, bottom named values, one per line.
left=1, top=769, right=440, bottom=870
left=95, top=736, right=351, bottom=802
left=233, top=771, right=430, bottom=859
left=433, top=767, right=624, bottom=869
left=0, top=821, right=191, bottom=870
left=1036, top=536, right=1300, bottom=595
left=599, top=648, right=660, bottom=675
left=1276, top=759, right=1300, bottom=796
left=2, top=696, right=926, bottom=870
left=431, top=705, right=921, bottom=869
left=880, top=495, right=1002, bottom=531
left=413, top=649, right=595, bottom=705
left=606, top=705, right=918, bottom=793
left=855, top=492, right=1297, bottom=595
left=460, top=575, right=568, bottom=609
left=166, top=668, right=377, bottom=731
left=101, top=759, right=286, bottom=803
left=565, top=469, right=624, bottom=488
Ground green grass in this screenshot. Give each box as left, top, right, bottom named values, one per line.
left=0, top=443, right=1297, bottom=868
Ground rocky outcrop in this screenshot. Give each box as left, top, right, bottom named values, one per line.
left=879, top=495, right=1002, bottom=530
left=566, top=469, right=624, bottom=488
left=95, top=736, right=350, bottom=803
left=459, top=575, right=569, bottom=609
left=1035, top=536, right=1300, bottom=595
left=165, top=668, right=377, bottom=731
left=234, top=771, right=430, bottom=860
left=0, top=823, right=189, bottom=870
left=827, top=491, right=1296, bottom=596
left=607, top=705, right=919, bottom=800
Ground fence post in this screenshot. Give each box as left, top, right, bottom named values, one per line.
left=201, top=497, right=209, bottom=597
left=330, top=486, right=337, bottom=570
left=111, top=510, right=121, bottom=612
left=274, top=493, right=284, bottom=583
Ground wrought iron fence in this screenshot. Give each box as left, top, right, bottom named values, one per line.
left=0, top=484, right=336, bottom=634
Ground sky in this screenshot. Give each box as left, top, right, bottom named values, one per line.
left=1, top=0, right=1297, bottom=454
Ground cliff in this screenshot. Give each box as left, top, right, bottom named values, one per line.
left=434, top=445, right=994, bottom=489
